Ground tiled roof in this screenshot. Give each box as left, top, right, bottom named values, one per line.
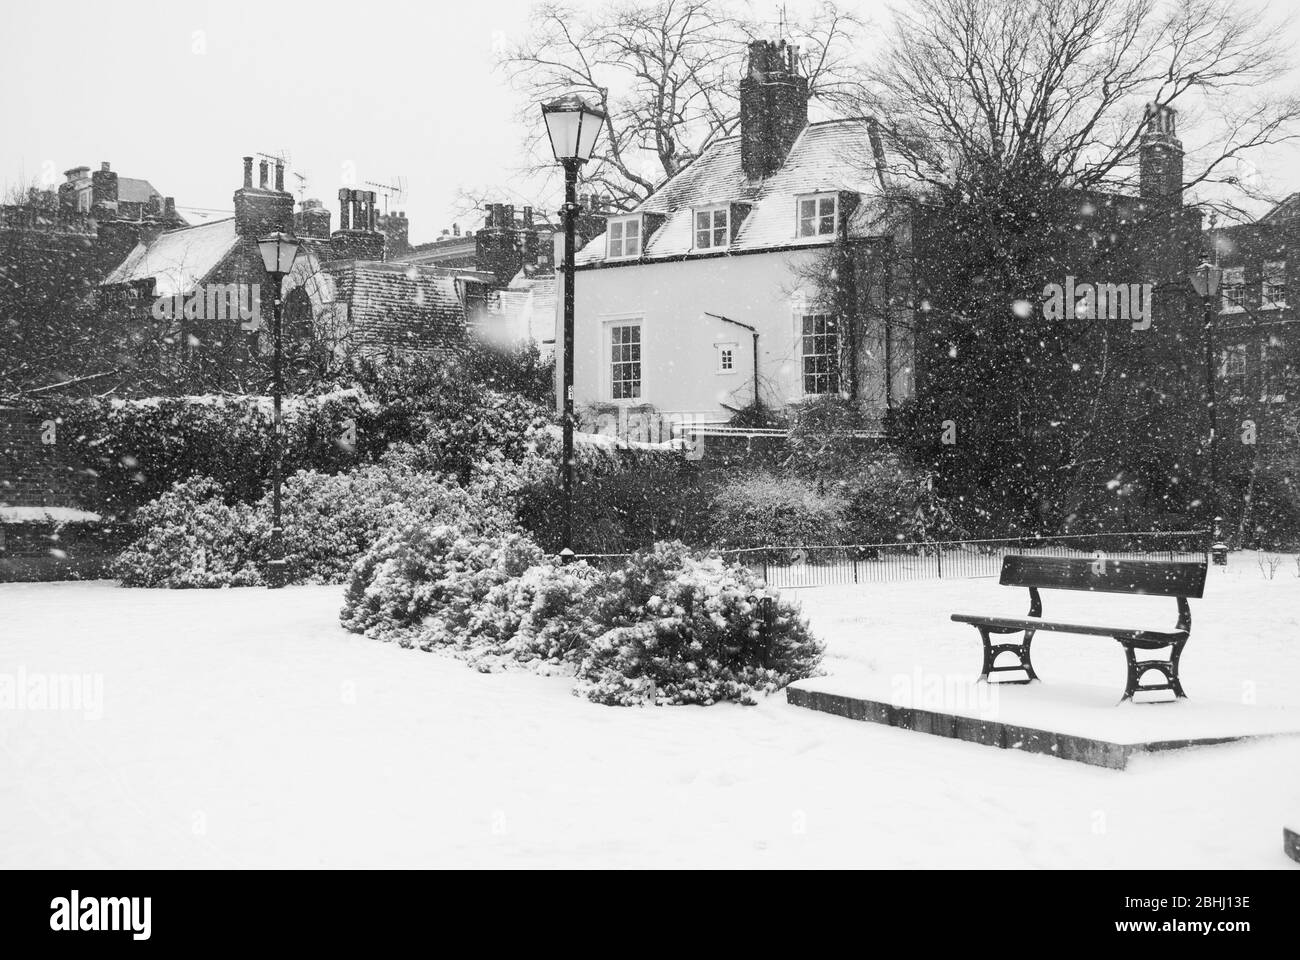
left=577, top=118, right=888, bottom=265
left=100, top=218, right=239, bottom=296
left=324, top=261, right=467, bottom=357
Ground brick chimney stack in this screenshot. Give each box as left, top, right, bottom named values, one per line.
left=329, top=188, right=386, bottom=261
left=739, top=39, right=809, bottom=180
left=234, top=156, right=295, bottom=237
left=91, top=161, right=119, bottom=219
left=377, top=208, right=410, bottom=256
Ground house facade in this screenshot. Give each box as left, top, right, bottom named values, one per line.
left=566, top=40, right=911, bottom=431
left=1205, top=198, right=1300, bottom=456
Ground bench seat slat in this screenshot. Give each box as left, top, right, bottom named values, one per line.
left=950, top=613, right=1186, bottom=646
left=1000, top=555, right=1206, bottom=598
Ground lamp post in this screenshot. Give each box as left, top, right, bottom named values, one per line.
left=1189, top=260, right=1223, bottom=554
left=540, top=93, right=606, bottom=562
left=257, top=231, right=302, bottom=588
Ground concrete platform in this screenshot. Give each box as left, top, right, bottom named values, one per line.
left=786, top=672, right=1300, bottom=769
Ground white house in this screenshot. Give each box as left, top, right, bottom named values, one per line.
left=563, top=39, right=915, bottom=434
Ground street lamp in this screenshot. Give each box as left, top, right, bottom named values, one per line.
left=257, top=231, right=302, bottom=588
left=1189, top=260, right=1223, bottom=549
left=540, top=93, right=606, bottom=562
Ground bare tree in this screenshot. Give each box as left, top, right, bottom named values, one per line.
left=497, top=0, right=869, bottom=211
left=863, top=0, right=1300, bottom=217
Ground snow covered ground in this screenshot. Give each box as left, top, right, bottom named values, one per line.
left=1, top=553, right=1297, bottom=869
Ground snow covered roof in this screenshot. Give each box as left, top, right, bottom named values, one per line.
left=100, top=218, right=239, bottom=296
left=576, top=118, right=890, bottom=266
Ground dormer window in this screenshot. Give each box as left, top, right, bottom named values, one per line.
left=607, top=217, right=641, bottom=260
left=797, top=194, right=838, bottom=238
left=694, top=206, right=729, bottom=250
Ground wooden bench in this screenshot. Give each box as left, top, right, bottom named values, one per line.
left=951, top=555, right=1208, bottom=702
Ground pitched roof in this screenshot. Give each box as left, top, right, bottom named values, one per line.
left=576, top=118, right=889, bottom=266
left=118, top=177, right=163, bottom=205
left=324, top=261, right=469, bottom=356
left=100, top=218, right=239, bottom=296
left=1260, top=193, right=1300, bottom=224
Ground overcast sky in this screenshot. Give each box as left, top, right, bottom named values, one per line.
left=2, top=0, right=1299, bottom=243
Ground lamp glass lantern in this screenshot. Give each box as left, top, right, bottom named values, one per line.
left=541, top=94, right=607, bottom=163
left=1190, top=260, right=1222, bottom=298
left=257, top=232, right=301, bottom=277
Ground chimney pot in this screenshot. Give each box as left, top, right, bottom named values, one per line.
left=101, top=162, right=110, bottom=172
left=243, top=157, right=254, bottom=189
left=259, top=160, right=269, bottom=189
left=275, top=161, right=284, bottom=192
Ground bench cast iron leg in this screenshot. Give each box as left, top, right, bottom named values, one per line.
left=976, top=627, right=1038, bottom=684
left=1120, top=637, right=1188, bottom=702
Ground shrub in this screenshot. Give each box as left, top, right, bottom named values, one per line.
left=575, top=542, right=824, bottom=706
left=337, top=533, right=822, bottom=707
left=115, top=463, right=502, bottom=588
left=46, top=390, right=384, bottom=517
left=516, top=444, right=711, bottom=553
left=708, top=472, right=848, bottom=547
left=464, top=559, right=604, bottom=669
left=339, top=522, right=542, bottom=645
left=835, top=452, right=960, bottom=544
left=277, top=463, right=509, bottom=584
left=113, top=477, right=268, bottom=587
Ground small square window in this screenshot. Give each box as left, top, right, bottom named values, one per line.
left=798, top=195, right=838, bottom=238
left=695, top=207, right=729, bottom=250
left=715, top=341, right=738, bottom=374
left=607, top=218, right=641, bottom=259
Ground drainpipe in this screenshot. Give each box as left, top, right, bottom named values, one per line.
left=838, top=209, right=858, bottom=402
left=705, top=312, right=760, bottom=411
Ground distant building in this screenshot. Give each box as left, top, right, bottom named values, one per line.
left=1205, top=197, right=1299, bottom=445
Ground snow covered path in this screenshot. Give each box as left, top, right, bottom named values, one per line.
left=1, top=564, right=1297, bottom=868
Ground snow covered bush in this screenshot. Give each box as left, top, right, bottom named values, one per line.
left=115, top=463, right=503, bottom=588
left=707, top=472, right=849, bottom=548
left=276, top=462, right=507, bottom=584
left=113, top=477, right=269, bottom=587
left=574, top=541, right=824, bottom=706
left=339, top=522, right=543, bottom=646
left=464, top=559, right=604, bottom=666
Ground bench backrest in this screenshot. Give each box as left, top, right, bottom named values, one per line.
left=999, top=555, right=1207, bottom=598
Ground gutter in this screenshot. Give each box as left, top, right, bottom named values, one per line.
left=704, top=312, right=760, bottom=411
